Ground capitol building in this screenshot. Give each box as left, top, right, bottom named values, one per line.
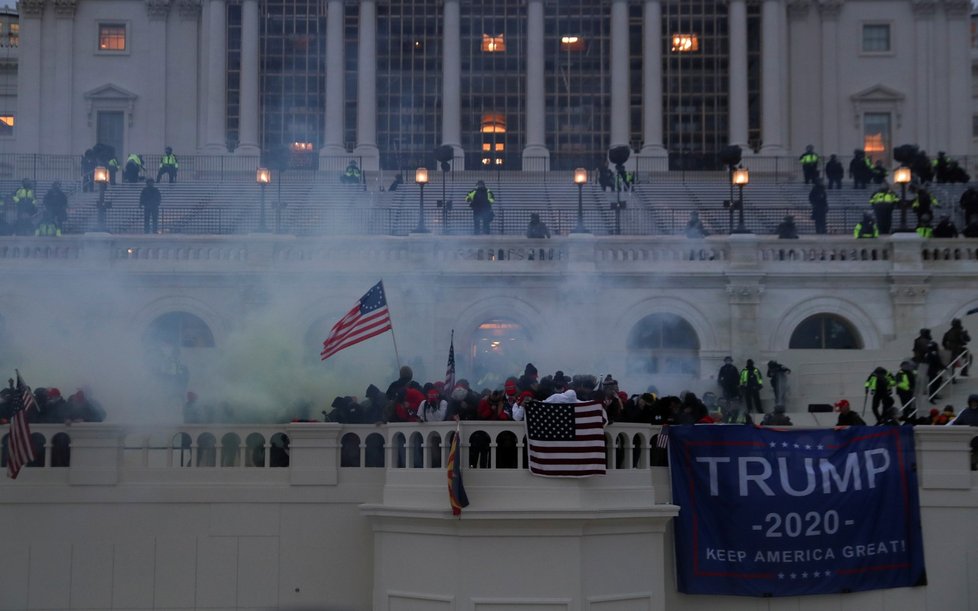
left=0, top=1, right=977, bottom=610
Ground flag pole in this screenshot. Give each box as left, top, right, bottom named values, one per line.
left=380, top=280, right=402, bottom=368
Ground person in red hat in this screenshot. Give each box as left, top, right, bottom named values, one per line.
left=834, top=399, right=866, bottom=426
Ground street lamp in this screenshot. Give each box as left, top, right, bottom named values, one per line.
left=572, top=167, right=590, bottom=234
left=93, top=165, right=110, bottom=232
left=256, top=167, right=271, bottom=232
left=731, top=166, right=750, bottom=234
left=414, top=167, right=430, bottom=233
left=894, top=166, right=913, bottom=233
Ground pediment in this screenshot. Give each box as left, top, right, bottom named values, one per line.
left=84, top=84, right=139, bottom=103
left=850, top=84, right=905, bottom=104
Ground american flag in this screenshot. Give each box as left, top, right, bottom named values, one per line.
left=656, top=424, right=669, bottom=449
left=6, top=372, right=38, bottom=479
left=444, top=331, right=456, bottom=392
left=524, top=399, right=607, bottom=477
left=320, top=281, right=393, bottom=361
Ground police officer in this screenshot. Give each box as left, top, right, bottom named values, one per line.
left=865, top=366, right=895, bottom=424
left=156, top=147, right=179, bottom=183
left=912, top=186, right=939, bottom=238
left=12, top=178, right=37, bottom=235
left=466, top=180, right=495, bottom=235
left=739, top=359, right=764, bottom=414
left=341, top=160, right=362, bottom=185
left=869, top=184, right=899, bottom=234
left=799, top=145, right=820, bottom=184
left=853, top=212, right=879, bottom=238
left=124, top=153, right=145, bottom=183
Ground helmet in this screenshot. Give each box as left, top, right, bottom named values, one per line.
left=834, top=399, right=850, bottom=409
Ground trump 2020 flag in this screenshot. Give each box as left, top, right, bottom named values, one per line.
left=668, top=425, right=926, bottom=597
left=447, top=430, right=469, bottom=515
left=524, top=399, right=607, bottom=477
left=320, top=281, right=392, bottom=361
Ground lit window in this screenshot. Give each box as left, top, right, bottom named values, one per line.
left=482, top=158, right=491, bottom=165
left=482, top=34, right=505, bottom=53
left=10, top=23, right=18, bottom=34
left=98, top=23, right=127, bottom=51
left=671, top=34, right=699, bottom=52
left=494, top=143, right=504, bottom=152
left=290, top=141, right=313, bottom=152
left=480, top=113, right=506, bottom=134
left=862, top=24, right=890, bottom=53
left=0, top=114, right=13, bottom=136
left=482, top=143, right=491, bottom=152
left=560, top=35, right=585, bottom=51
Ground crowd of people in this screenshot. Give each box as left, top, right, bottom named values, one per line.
left=0, top=382, right=106, bottom=426
left=799, top=145, right=978, bottom=238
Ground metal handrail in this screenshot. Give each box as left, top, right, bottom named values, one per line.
left=902, top=348, right=971, bottom=419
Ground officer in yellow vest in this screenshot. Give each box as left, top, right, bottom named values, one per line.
left=157, top=147, right=178, bottom=183
left=869, top=185, right=899, bottom=234
left=854, top=212, right=879, bottom=238
left=799, top=145, right=820, bottom=184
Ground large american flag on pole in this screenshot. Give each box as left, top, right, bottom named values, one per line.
left=7, top=371, right=38, bottom=479
left=444, top=330, right=456, bottom=392
left=524, top=399, right=607, bottom=477
left=320, top=281, right=393, bottom=361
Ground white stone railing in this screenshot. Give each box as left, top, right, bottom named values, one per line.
left=4, top=234, right=977, bottom=272
left=3, top=423, right=975, bottom=491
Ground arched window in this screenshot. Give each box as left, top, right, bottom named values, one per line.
left=144, top=312, right=215, bottom=349
left=627, top=313, right=700, bottom=376
left=470, top=318, right=532, bottom=384
left=789, top=315, right=863, bottom=349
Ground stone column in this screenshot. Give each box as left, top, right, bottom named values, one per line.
left=237, top=0, right=261, bottom=155
left=639, top=0, right=666, bottom=157
left=354, top=0, right=379, bottom=170
left=944, top=1, right=971, bottom=156
left=15, top=0, right=45, bottom=154
left=913, top=2, right=935, bottom=149
left=52, top=1, right=77, bottom=154
left=609, top=0, right=630, bottom=150
left=728, top=0, right=749, bottom=150
left=441, top=0, right=464, bottom=167
left=522, top=0, right=549, bottom=170
left=819, top=2, right=841, bottom=155
left=203, top=0, right=228, bottom=152
left=759, top=0, right=784, bottom=155
left=321, top=0, right=347, bottom=158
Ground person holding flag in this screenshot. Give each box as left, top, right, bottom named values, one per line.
left=6, top=371, right=39, bottom=479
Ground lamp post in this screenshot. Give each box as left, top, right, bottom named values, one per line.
left=93, top=165, right=109, bottom=232
left=894, top=166, right=912, bottom=233
left=414, top=167, right=430, bottom=233
left=731, top=166, right=750, bottom=233
left=256, top=167, right=271, bottom=232
left=572, top=167, right=590, bottom=234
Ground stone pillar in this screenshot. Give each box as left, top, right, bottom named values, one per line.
left=819, top=2, right=841, bottom=156
left=354, top=0, right=380, bottom=170
left=203, top=0, right=228, bottom=152
left=639, top=0, right=666, bottom=158
left=728, top=0, right=749, bottom=150
left=913, top=2, right=935, bottom=149
left=286, top=423, right=342, bottom=485
left=68, top=424, right=122, bottom=486
left=759, top=0, right=784, bottom=155
left=944, top=1, right=972, bottom=155
left=52, top=1, right=76, bottom=154
left=15, top=0, right=44, bottom=154
left=321, top=0, right=347, bottom=158
left=441, top=0, right=464, bottom=168
left=237, top=0, right=261, bottom=155
left=522, top=0, right=549, bottom=170
left=609, top=0, right=630, bottom=151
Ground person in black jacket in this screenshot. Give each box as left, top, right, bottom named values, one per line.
left=809, top=178, right=828, bottom=234
left=824, top=154, right=844, bottom=190
left=43, top=181, right=68, bottom=230
left=139, top=178, right=162, bottom=234
left=717, top=356, right=740, bottom=402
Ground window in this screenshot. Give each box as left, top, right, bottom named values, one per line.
left=789, top=315, right=863, bottom=349
left=480, top=113, right=506, bottom=133
left=863, top=112, right=891, bottom=164
left=482, top=34, right=506, bottom=53
left=98, top=23, right=127, bottom=51
left=627, top=313, right=700, bottom=376
left=0, top=114, right=13, bottom=137
left=559, top=35, right=586, bottom=52
left=862, top=24, right=890, bottom=53
left=144, top=312, right=215, bottom=349
left=671, top=34, right=699, bottom=53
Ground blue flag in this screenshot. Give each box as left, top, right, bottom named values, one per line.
left=669, top=426, right=926, bottom=597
